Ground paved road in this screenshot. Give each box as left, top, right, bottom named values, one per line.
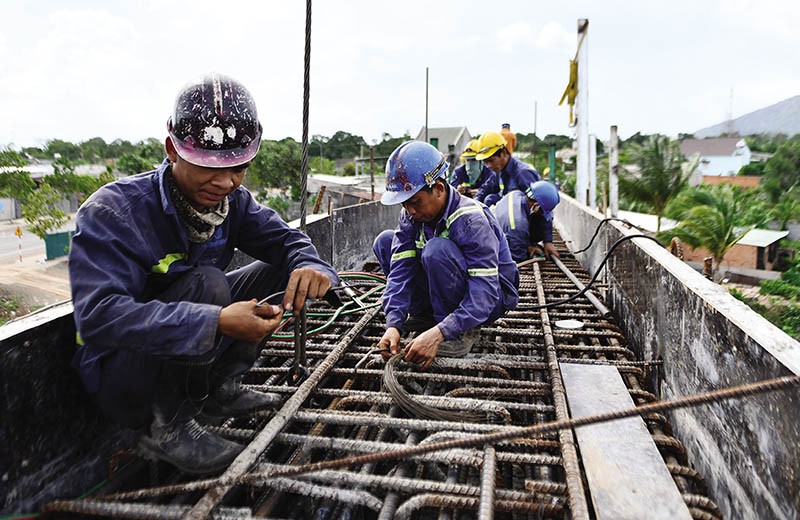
left=0, top=230, right=45, bottom=264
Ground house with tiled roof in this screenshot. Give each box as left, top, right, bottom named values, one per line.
left=415, top=126, right=472, bottom=172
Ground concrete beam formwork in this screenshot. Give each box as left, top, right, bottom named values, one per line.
left=554, top=194, right=800, bottom=519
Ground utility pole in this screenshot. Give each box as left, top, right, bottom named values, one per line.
left=575, top=19, right=590, bottom=207
left=425, top=67, right=429, bottom=142
left=532, top=100, right=538, bottom=160
left=589, top=134, right=597, bottom=210
left=609, top=125, right=619, bottom=217
left=370, top=146, right=375, bottom=201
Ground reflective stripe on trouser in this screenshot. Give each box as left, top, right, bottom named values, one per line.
left=494, top=190, right=530, bottom=262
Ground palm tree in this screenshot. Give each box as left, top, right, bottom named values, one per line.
left=663, top=184, right=751, bottom=278
left=619, top=136, right=698, bottom=232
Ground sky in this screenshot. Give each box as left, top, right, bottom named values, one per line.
left=1, top=0, right=799, bottom=149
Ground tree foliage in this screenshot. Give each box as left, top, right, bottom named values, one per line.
left=762, top=141, right=800, bottom=203
left=0, top=147, right=35, bottom=202
left=663, top=184, right=750, bottom=277
left=247, top=138, right=302, bottom=199
left=618, top=135, right=697, bottom=231
left=22, top=184, right=69, bottom=240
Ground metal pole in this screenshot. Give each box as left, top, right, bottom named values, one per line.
left=589, top=134, right=597, bottom=210
left=576, top=19, right=589, bottom=206
left=532, top=100, right=537, bottom=159
left=425, top=67, right=429, bottom=142
left=548, top=146, right=557, bottom=184
left=370, top=146, right=375, bottom=201
left=609, top=125, right=619, bottom=217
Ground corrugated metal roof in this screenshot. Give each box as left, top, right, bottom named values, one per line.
left=737, top=228, right=788, bottom=247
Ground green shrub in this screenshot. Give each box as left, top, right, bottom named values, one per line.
left=760, top=280, right=800, bottom=300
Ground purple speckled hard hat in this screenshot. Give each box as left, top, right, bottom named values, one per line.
left=167, top=73, right=262, bottom=168
left=382, top=141, right=449, bottom=205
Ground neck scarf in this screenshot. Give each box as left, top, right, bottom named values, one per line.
left=166, top=166, right=229, bottom=243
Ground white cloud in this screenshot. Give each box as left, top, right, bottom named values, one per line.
left=496, top=21, right=573, bottom=52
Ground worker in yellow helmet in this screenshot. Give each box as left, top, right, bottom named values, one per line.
left=475, top=131, right=560, bottom=260
left=449, top=138, right=495, bottom=199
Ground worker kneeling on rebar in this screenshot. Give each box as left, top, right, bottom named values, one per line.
left=474, top=131, right=560, bottom=260
left=493, top=180, right=561, bottom=262
left=373, top=141, right=519, bottom=369
left=68, top=73, right=338, bottom=475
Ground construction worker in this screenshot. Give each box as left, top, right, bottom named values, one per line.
left=449, top=138, right=495, bottom=198
left=500, top=123, right=517, bottom=154
left=373, top=141, right=519, bottom=369
left=69, top=73, right=338, bottom=475
left=475, top=131, right=559, bottom=259
left=494, top=180, right=560, bottom=262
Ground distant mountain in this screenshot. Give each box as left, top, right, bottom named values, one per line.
left=695, top=95, right=800, bottom=137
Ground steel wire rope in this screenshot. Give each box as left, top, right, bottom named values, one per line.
left=516, top=234, right=663, bottom=311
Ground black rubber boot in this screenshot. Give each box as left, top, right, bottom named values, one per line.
left=201, top=376, right=282, bottom=418
left=138, top=417, right=244, bottom=475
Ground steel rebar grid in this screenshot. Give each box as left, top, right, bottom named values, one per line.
left=45, top=239, right=724, bottom=519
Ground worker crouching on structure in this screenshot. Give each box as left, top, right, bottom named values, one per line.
left=494, top=180, right=561, bottom=262
left=475, top=131, right=560, bottom=260
left=449, top=138, right=495, bottom=200
left=373, top=141, right=519, bottom=369
left=68, top=73, right=338, bottom=475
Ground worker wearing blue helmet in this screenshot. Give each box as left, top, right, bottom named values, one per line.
left=493, top=180, right=561, bottom=262
left=373, top=141, right=519, bottom=368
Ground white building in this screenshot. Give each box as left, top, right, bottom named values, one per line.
left=680, top=138, right=752, bottom=177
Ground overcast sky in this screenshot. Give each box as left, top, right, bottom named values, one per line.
left=1, top=0, right=798, bottom=149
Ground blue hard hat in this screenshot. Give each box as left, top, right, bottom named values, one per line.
left=381, top=141, right=449, bottom=205
left=525, top=180, right=560, bottom=218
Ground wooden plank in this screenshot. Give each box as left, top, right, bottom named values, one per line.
left=560, top=363, right=691, bottom=520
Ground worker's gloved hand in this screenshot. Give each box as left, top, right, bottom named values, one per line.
left=282, top=267, right=333, bottom=316
left=404, top=326, right=444, bottom=370
left=543, top=242, right=560, bottom=260
left=378, top=327, right=401, bottom=359
left=218, top=299, right=282, bottom=344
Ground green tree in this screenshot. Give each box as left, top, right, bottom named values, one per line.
left=761, top=141, right=800, bottom=203
left=663, top=184, right=750, bottom=278
left=0, top=147, right=35, bottom=203
left=325, top=131, right=367, bottom=159
left=618, top=135, right=697, bottom=232
left=45, top=139, right=81, bottom=161
left=22, top=184, right=69, bottom=240
left=135, top=138, right=165, bottom=164
left=247, top=138, right=302, bottom=199
left=80, top=137, right=109, bottom=163
left=117, top=152, right=155, bottom=175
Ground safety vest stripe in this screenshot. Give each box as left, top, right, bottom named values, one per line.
left=391, top=250, right=417, bottom=261
left=508, top=192, right=517, bottom=230
left=468, top=267, right=499, bottom=277
left=446, top=205, right=482, bottom=227
left=151, top=253, right=187, bottom=274
left=76, top=332, right=84, bottom=346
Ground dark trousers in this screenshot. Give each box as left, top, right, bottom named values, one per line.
left=94, top=261, right=288, bottom=428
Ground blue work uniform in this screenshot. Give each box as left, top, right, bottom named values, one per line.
left=493, top=190, right=554, bottom=262
left=373, top=187, right=519, bottom=339
left=476, top=157, right=553, bottom=256
left=450, top=163, right=495, bottom=198
left=69, top=159, right=337, bottom=426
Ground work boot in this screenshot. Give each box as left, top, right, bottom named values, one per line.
left=438, top=328, right=480, bottom=358
left=202, top=376, right=282, bottom=418
left=139, top=417, right=244, bottom=475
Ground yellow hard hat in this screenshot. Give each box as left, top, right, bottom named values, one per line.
left=475, top=131, right=507, bottom=161
left=461, top=139, right=480, bottom=160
